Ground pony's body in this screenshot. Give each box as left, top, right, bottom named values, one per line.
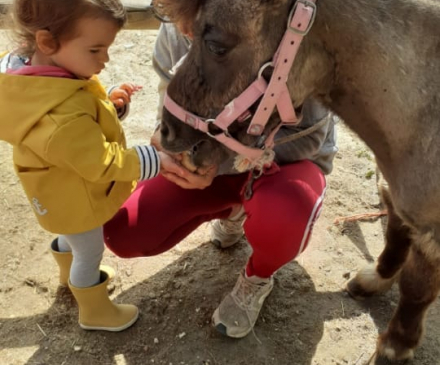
left=159, top=0, right=440, bottom=360
left=313, top=0, right=440, bottom=233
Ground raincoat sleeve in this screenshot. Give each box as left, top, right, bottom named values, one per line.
left=40, top=115, right=160, bottom=182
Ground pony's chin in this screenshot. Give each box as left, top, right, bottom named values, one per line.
left=179, top=151, right=217, bottom=176
left=195, top=164, right=217, bottom=176
left=180, top=151, right=198, bottom=172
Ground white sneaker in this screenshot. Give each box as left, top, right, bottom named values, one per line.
left=210, top=207, right=246, bottom=248
left=212, top=269, right=274, bottom=338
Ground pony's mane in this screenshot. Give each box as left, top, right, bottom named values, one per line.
left=153, top=0, right=204, bottom=24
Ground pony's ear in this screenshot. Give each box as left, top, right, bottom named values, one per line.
left=260, top=0, right=289, bottom=5
left=154, top=0, right=203, bottom=24
left=258, top=0, right=290, bottom=12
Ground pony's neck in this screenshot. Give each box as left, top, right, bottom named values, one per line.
left=298, top=0, right=432, bottom=169
left=289, top=0, right=400, bottom=165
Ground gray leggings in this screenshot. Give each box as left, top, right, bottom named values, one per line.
left=57, top=227, right=104, bottom=288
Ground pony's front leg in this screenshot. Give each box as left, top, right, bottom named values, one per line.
left=346, top=186, right=412, bottom=298
left=377, top=232, right=440, bottom=361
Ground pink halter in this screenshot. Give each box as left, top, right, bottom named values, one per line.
left=164, top=0, right=317, bottom=162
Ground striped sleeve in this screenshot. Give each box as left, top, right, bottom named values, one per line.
left=134, top=145, right=160, bottom=180
left=0, top=52, right=11, bottom=73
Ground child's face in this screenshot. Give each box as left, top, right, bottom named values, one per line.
left=50, top=17, right=119, bottom=79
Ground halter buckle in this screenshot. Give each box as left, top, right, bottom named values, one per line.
left=288, top=0, right=316, bottom=36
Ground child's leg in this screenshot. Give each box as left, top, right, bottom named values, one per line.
left=62, top=227, right=104, bottom=287
left=62, top=227, right=138, bottom=331
left=57, top=235, right=71, bottom=252
left=51, top=233, right=115, bottom=287
left=243, top=160, right=326, bottom=278
left=50, top=238, right=73, bottom=286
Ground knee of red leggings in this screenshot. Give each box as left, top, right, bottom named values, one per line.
left=104, top=225, right=168, bottom=258
left=104, top=237, right=132, bottom=258
left=102, top=224, right=134, bottom=258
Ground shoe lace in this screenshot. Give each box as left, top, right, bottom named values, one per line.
left=219, top=217, right=244, bottom=235
left=231, top=274, right=264, bottom=308
left=231, top=273, right=266, bottom=344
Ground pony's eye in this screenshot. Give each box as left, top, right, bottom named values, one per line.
left=206, top=41, right=227, bottom=57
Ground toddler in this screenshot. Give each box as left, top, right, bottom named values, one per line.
left=0, top=0, right=183, bottom=331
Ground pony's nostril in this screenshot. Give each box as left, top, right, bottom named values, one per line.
left=191, top=140, right=207, bottom=155
left=160, top=120, right=176, bottom=143
left=160, top=122, right=169, bottom=138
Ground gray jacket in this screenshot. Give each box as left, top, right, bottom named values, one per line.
left=153, top=23, right=337, bottom=175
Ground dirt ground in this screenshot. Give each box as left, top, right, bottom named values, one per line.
left=1, top=28, right=440, bottom=365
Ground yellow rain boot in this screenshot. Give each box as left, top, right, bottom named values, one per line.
left=68, top=271, right=139, bottom=331
left=50, top=238, right=115, bottom=286
left=50, top=239, right=73, bottom=286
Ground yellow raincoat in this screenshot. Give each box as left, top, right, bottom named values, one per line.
left=0, top=69, right=154, bottom=234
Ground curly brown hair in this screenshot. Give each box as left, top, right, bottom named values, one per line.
left=11, top=0, right=127, bottom=57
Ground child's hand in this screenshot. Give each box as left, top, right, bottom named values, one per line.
left=150, top=128, right=163, bottom=151
left=109, top=83, right=142, bottom=108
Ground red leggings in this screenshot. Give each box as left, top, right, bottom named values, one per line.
left=104, top=160, right=326, bottom=278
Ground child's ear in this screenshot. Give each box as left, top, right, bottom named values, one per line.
left=35, top=30, right=58, bottom=55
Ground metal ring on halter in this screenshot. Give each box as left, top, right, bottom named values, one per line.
left=258, top=62, right=274, bottom=79
left=244, top=167, right=265, bottom=200
left=205, top=119, right=228, bottom=138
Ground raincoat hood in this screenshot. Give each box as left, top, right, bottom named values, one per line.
left=0, top=61, right=106, bottom=145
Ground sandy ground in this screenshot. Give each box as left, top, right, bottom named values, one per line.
left=1, top=28, right=440, bottom=365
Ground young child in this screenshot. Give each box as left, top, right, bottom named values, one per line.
left=0, top=0, right=183, bottom=332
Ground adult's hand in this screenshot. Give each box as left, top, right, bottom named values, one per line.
left=151, top=128, right=217, bottom=189
left=162, top=165, right=217, bottom=189
left=158, top=151, right=185, bottom=177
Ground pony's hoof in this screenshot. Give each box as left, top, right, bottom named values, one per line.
left=366, top=352, right=408, bottom=365
left=377, top=331, right=415, bottom=362
left=345, top=264, right=395, bottom=299
left=346, top=277, right=375, bottom=300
